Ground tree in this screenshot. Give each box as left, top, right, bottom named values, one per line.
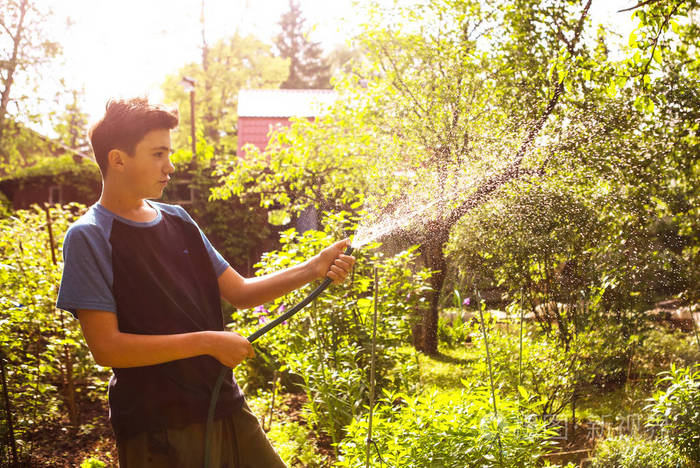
left=444, top=0, right=699, bottom=349
left=161, top=34, right=289, bottom=156
left=337, top=0, right=598, bottom=355
left=275, top=0, right=331, bottom=89
left=0, top=0, right=61, bottom=146
left=53, top=88, right=90, bottom=154
left=215, top=0, right=597, bottom=354
left=213, top=0, right=695, bottom=357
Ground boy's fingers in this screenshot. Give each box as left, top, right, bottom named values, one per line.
left=339, top=254, right=355, bottom=264
left=327, top=270, right=342, bottom=283
left=330, top=265, right=346, bottom=277
left=334, top=258, right=352, bottom=271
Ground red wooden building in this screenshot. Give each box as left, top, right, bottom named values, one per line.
left=236, top=89, right=338, bottom=157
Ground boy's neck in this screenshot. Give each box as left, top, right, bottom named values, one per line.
left=98, top=185, right=156, bottom=221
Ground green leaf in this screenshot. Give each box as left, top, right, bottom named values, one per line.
left=670, top=20, right=679, bottom=34
left=517, top=385, right=529, bottom=400
left=606, top=82, right=617, bottom=98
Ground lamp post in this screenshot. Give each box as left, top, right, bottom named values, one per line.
left=180, top=76, right=197, bottom=171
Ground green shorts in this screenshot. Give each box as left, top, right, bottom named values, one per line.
left=117, top=399, right=287, bottom=468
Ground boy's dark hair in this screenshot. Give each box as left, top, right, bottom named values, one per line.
left=89, top=97, right=179, bottom=178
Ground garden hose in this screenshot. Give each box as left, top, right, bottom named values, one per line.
left=204, top=245, right=355, bottom=467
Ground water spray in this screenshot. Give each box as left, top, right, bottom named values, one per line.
left=204, top=244, right=355, bottom=467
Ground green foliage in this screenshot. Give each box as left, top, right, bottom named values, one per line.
left=590, top=434, right=691, bottom=468
left=0, top=120, right=58, bottom=177
left=634, top=328, right=700, bottom=380
left=447, top=180, right=603, bottom=345
left=0, top=190, right=11, bottom=218
left=79, top=457, right=108, bottom=468
left=266, top=420, right=328, bottom=467
left=645, top=363, right=700, bottom=463
left=211, top=106, right=383, bottom=218
left=336, top=386, right=557, bottom=467
left=52, top=88, right=91, bottom=154
left=0, top=153, right=100, bottom=184
left=229, top=211, right=432, bottom=447
left=0, top=203, right=106, bottom=464
left=437, top=308, right=472, bottom=347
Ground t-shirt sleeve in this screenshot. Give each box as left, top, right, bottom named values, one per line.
left=56, top=226, right=117, bottom=319
left=176, top=205, right=230, bottom=278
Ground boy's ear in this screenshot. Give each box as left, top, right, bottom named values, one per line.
left=107, top=149, right=128, bottom=173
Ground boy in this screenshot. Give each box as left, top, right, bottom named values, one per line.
left=55, top=97, right=355, bottom=467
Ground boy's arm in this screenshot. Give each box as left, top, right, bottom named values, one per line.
left=77, top=309, right=254, bottom=368
left=218, top=238, right=356, bottom=309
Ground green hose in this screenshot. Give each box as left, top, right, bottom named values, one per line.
left=204, top=245, right=354, bottom=467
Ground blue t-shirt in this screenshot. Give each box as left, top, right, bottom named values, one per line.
left=56, top=199, right=244, bottom=441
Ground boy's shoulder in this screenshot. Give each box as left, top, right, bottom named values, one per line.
left=64, top=203, right=111, bottom=241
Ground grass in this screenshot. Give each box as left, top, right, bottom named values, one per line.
left=412, top=344, right=479, bottom=391
left=563, top=381, right=652, bottom=425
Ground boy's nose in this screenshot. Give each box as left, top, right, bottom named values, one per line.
left=165, top=159, right=175, bottom=173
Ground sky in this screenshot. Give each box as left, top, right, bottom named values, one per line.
left=42, top=0, right=362, bottom=122
left=33, top=0, right=638, bottom=131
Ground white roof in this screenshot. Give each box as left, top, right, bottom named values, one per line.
left=237, top=89, right=338, bottom=117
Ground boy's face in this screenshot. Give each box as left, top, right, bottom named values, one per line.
left=120, top=128, right=175, bottom=199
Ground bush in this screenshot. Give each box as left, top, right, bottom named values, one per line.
left=336, top=386, right=557, bottom=467
left=634, top=328, right=700, bottom=380
left=266, top=420, right=327, bottom=467
left=469, top=319, right=581, bottom=419
left=437, top=307, right=472, bottom=347
left=590, top=434, right=690, bottom=468
left=645, top=363, right=700, bottom=463
left=0, top=203, right=105, bottom=465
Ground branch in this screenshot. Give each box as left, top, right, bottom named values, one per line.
left=617, top=0, right=665, bottom=13
left=639, top=1, right=683, bottom=76
left=0, top=19, right=14, bottom=37
left=551, top=16, right=573, bottom=54
left=377, top=41, right=429, bottom=117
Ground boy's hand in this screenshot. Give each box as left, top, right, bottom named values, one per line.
left=207, top=330, right=255, bottom=368
left=314, top=238, right=356, bottom=284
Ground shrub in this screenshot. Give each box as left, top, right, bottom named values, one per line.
left=266, top=420, right=327, bottom=467
left=0, top=203, right=105, bottom=465
left=336, top=386, right=557, bottom=467
left=634, top=328, right=700, bottom=380
left=590, top=434, right=690, bottom=468
left=80, top=457, right=108, bottom=468
left=463, top=314, right=581, bottom=419
left=645, top=363, right=700, bottom=463
left=437, top=307, right=472, bottom=347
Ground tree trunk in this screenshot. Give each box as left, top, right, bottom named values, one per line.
left=0, top=0, right=29, bottom=143
left=414, top=224, right=451, bottom=356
